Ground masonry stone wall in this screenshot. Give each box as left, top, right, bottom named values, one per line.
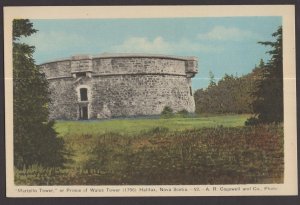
left=40, top=54, right=198, bottom=120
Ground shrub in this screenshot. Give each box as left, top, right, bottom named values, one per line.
left=245, top=117, right=260, bottom=126
left=146, top=127, right=169, bottom=135
left=160, top=106, right=174, bottom=118
left=177, top=109, right=189, bottom=118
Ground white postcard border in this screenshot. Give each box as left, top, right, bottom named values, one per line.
left=4, top=5, right=297, bottom=197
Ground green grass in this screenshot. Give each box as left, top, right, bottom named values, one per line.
left=15, top=124, right=284, bottom=185
left=15, top=114, right=284, bottom=185
left=54, top=114, right=251, bottom=137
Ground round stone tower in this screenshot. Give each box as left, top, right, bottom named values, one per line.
left=39, top=53, right=198, bottom=120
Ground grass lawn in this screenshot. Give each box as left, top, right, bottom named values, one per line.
left=54, top=114, right=251, bottom=137
left=15, top=114, right=283, bottom=185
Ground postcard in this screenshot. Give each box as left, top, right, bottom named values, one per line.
left=4, top=5, right=297, bottom=197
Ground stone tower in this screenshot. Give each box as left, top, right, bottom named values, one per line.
left=39, top=53, right=198, bottom=120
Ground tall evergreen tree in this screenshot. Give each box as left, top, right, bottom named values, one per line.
left=246, top=26, right=283, bottom=124
left=13, top=19, right=65, bottom=168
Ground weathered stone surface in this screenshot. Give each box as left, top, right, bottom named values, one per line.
left=39, top=53, right=198, bottom=120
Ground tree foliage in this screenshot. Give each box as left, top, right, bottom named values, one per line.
left=194, top=70, right=259, bottom=114
left=208, top=70, right=216, bottom=87
left=194, top=26, right=283, bottom=121
left=13, top=19, right=66, bottom=168
left=246, top=26, right=283, bottom=124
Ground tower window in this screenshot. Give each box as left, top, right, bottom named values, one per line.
left=189, top=86, right=193, bottom=96
left=76, top=72, right=86, bottom=77
left=80, top=88, right=88, bottom=101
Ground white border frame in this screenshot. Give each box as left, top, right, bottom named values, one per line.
left=4, top=5, right=297, bottom=197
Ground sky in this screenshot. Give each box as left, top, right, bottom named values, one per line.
left=20, top=17, right=282, bottom=89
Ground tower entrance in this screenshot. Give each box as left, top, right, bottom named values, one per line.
left=79, top=106, right=88, bottom=120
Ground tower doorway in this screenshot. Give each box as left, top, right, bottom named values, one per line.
left=79, top=106, right=88, bottom=120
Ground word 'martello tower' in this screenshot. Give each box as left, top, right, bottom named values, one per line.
left=40, top=53, right=198, bottom=120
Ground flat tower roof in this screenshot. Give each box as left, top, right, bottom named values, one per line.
left=39, top=53, right=198, bottom=65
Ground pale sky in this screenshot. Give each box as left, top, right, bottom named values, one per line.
left=20, top=17, right=281, bottom=89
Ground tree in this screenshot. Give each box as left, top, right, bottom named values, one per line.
left=208, top=70, right=216, bottom=87
left=13, top=19, right=65, bottom=168
left=246, top=26, right=283, bottom=125
left=258, top=59, right=265, bottom=68
left=194, top=72, right=255, bottom=114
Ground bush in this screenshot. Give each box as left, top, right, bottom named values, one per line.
left=145, top=127, right=169, bottom=135
left=160, top=106, right=174, bottom=118
left=177, top=109, right=189, bottom=118
left=245, top=117, right=260, bottom=126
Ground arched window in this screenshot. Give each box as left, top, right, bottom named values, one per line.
left=80, top=88, right=88, bottom=101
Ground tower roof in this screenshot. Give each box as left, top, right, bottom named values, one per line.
left=39, top=53, right=198, bottom=65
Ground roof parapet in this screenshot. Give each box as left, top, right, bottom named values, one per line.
left=39, top=53, right=198, bottom=65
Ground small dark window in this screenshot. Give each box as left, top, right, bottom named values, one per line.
left=76, top=72, right=86, bottom=77
left=189, top=86, right=193, bottom=96
left=80, top=88, right=88, bottom=101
